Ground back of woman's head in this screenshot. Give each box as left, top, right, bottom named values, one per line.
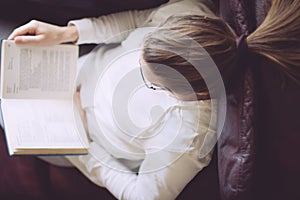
left=142, top=15, right=238, bottom=99
left=142, top=0, right=300, bottom=99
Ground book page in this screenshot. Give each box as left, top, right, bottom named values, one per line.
left=1, top=40, right=78, bottom=99
left=1, top=99, right=89, bottom=155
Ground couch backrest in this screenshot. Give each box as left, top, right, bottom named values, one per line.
left=218, top=1, right=260, bottom=199
left=219, top=1, right=300, bottom=200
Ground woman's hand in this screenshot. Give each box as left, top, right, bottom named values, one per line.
left=8, top=20, right=78, bottom=46
left=73, top=88, right=90, bottom=139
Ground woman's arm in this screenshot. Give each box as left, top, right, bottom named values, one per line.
left=73, top=0, right=217, bottom=45
left=67, top=97, right=217, bottom=200
left=73, top=88, right=89, bottom=135
left=67, top=137, right=214, bottom=200
left=68, top=8, right=155, bottom=45
left=8, top=8, right=155, bottom=46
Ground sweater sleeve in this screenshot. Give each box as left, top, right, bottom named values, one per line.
left=67, top=141, right=213, bottom=200
left=67, top=0, right=216, bottom=44
left=68, top=8, right=155, bottom=45
left=66, top=98, right=217, bottom=200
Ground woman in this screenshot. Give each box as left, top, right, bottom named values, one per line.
left=8, top=0, right=300, bottom=199
left=8, top=1, right=219, bottom=199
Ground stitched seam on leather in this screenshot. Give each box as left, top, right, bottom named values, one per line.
left=235, top=71, right=246, bottom=199
left=230, top=0, right=251, bottom=198
left=230, top=0, right=249, bottom=36
left=238, top=68, right=254, bottom=198
left=228, top=1, right=243, bottom=198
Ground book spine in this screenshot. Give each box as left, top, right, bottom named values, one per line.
left=0, top=39, right=4, bottom=99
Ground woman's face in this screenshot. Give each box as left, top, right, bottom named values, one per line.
left=140, top=58, right=201, bottom=100
left=140, top=60, right=162, bottom=88
left=140, top=59, right=177, bottom=97
left=140, top=58, right=210, bottom=101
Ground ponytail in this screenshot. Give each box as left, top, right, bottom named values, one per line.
left=247, top=0, right=300, bottom=83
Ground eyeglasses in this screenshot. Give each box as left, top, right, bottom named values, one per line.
left=139, top=65, right=212, bottom=100
left=140, top=66, right=164, bottom=91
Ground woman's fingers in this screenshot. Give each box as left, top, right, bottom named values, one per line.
left=14, top=34, right=45, bottom=45
left=8, top=20, right=38, bottom=40
left=8, top=20, right=61, bottom=45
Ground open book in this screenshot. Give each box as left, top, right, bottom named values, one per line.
left=0, top=40, right=89, bottom=155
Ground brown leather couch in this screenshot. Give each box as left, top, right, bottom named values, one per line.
left=1, top=0, right=300, bottom=200
left=219, top=1, right=300, bottom=200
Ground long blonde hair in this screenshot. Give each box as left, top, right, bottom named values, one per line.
left=142, top=0, right=300, bottom=98
left=247, top=0, right=300, bottom=82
